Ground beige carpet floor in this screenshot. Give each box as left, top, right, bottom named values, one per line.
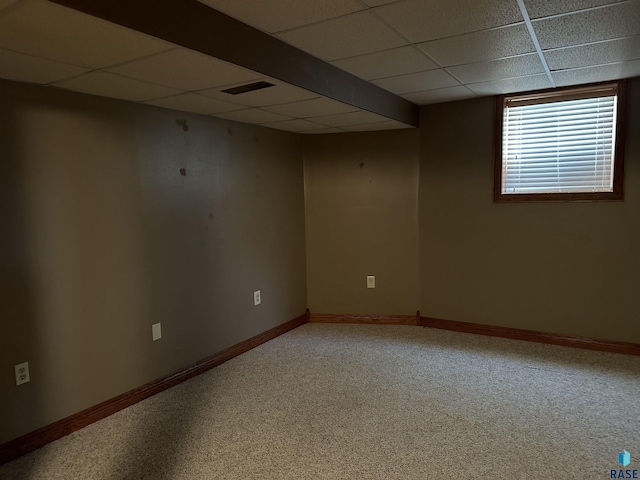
left=1, top=323, right=640, bottom=479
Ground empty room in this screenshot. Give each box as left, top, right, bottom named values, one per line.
left=1, top=0, right=639, bottom=478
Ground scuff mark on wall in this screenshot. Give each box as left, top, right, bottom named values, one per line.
left=175, top=119, right=189, bottom=132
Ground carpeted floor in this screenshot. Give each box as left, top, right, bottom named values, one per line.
left=2, top=323, right=639, bottom=479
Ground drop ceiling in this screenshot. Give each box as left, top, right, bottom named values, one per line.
left=0, top=0, right=639, bottom=134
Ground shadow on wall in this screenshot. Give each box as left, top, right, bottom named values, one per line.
left=0, top=102, right=48, bottom=462
left=0, top=78, right=307, bottom=476
left=0, top=85, right=220, bottom=479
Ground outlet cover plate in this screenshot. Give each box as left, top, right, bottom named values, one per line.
left=152, top=323, right=162, bottom=341
left=254, top=290, right=261, bottom=306
left=367, top=275, right=375, bottom=289
left=15, top=362, right=30, bottom=386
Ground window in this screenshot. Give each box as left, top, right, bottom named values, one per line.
left=494, top=81, right=626, bottom=202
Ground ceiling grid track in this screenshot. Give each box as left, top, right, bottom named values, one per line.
left=365, top=5, right=476, bottom=97
left=1, top=0, right=638, bottom=126
left=515, top=0, right=556, bottom=88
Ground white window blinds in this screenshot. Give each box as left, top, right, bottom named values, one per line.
left=501, top=85, right=618, bottom=195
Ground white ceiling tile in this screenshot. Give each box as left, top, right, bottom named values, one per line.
left=340, top=120, right=413, bottom=131
left=373, top=69, right=459, bottom=94
left=551, top=60, right=640, bottom=86
left=108, top=48, right=261, bottom=91
left=402, top=86, right=476, bottom=105
left=145, top=93, right=246, bottom=115
left=263, top=97, right=358, bottom=117
left=212, top=108, right=292, bottom=124
left=375, top=0, right=523, bottom=43
left=332, top=46, right=438, bottom=80
left=533, top=2, right=640, bottom=50
left=447, top=53, right=545, bottom=84
left=466, top=74, right=552, bottom=96
left=278, top=11, right=406, bottom=61
left=524, top=0, right=621, bottom=19
left=52, top=71, right=182, bottom=102
left=544, top=36, right=640, bottom=71
left=303, top=127, right=345, bottom=134
left=417, top=24, right=534, bottom=67
left=264, top=119, right=327, bottom=132
left=199, top=79, right=319, bottom=107
left=0, top=48, right=88, bottom=84
left=0, top=1, right=172, bottom=68
left=311, top=110, right=389, bottom=127
left=197, top=0, right=364, bottom=33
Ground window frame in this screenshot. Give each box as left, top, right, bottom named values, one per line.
left=494, top=80, right=627, bottom=203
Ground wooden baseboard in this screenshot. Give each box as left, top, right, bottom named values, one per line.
left=310, top=312, right=420, bottom=325
left=4, top=311, right=636, bottom=465
left=0, top=313, right=308, bottom=466
left=420, top=316, right=640, bottom=356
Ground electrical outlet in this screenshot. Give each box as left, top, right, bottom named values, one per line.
left=367, top=275, right=376, bottom=289
left=15, top=362, right=30, bottom=386
left=254, top=290, right=261, bottom=306
left=152, top=323, right=162, bottom=341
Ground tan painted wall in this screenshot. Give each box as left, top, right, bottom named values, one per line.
left=419, top=77, right=640, bottom=342
left=0, top=80, right=307, bottom=444
left=3, top=73, right=639, bottom=446
left=303, top=130, right=420, bottom=315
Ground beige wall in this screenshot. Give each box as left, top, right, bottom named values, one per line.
left=302, top=78, right=640, bottom=343
left=303, top=130, right=420, bottom=315
left=419, top=77, right=640, bottom=342
left=3, top=74, right=639, bottom=446
left=0, top=80, right=307, bottom=444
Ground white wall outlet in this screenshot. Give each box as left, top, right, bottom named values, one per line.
left=15, top=362, right=30, bottom=386
left=152, top=323, right=162, bottom=341
left=254, top=290, right=261, bottom=306
left=367, top=275, right=376, bottom=289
